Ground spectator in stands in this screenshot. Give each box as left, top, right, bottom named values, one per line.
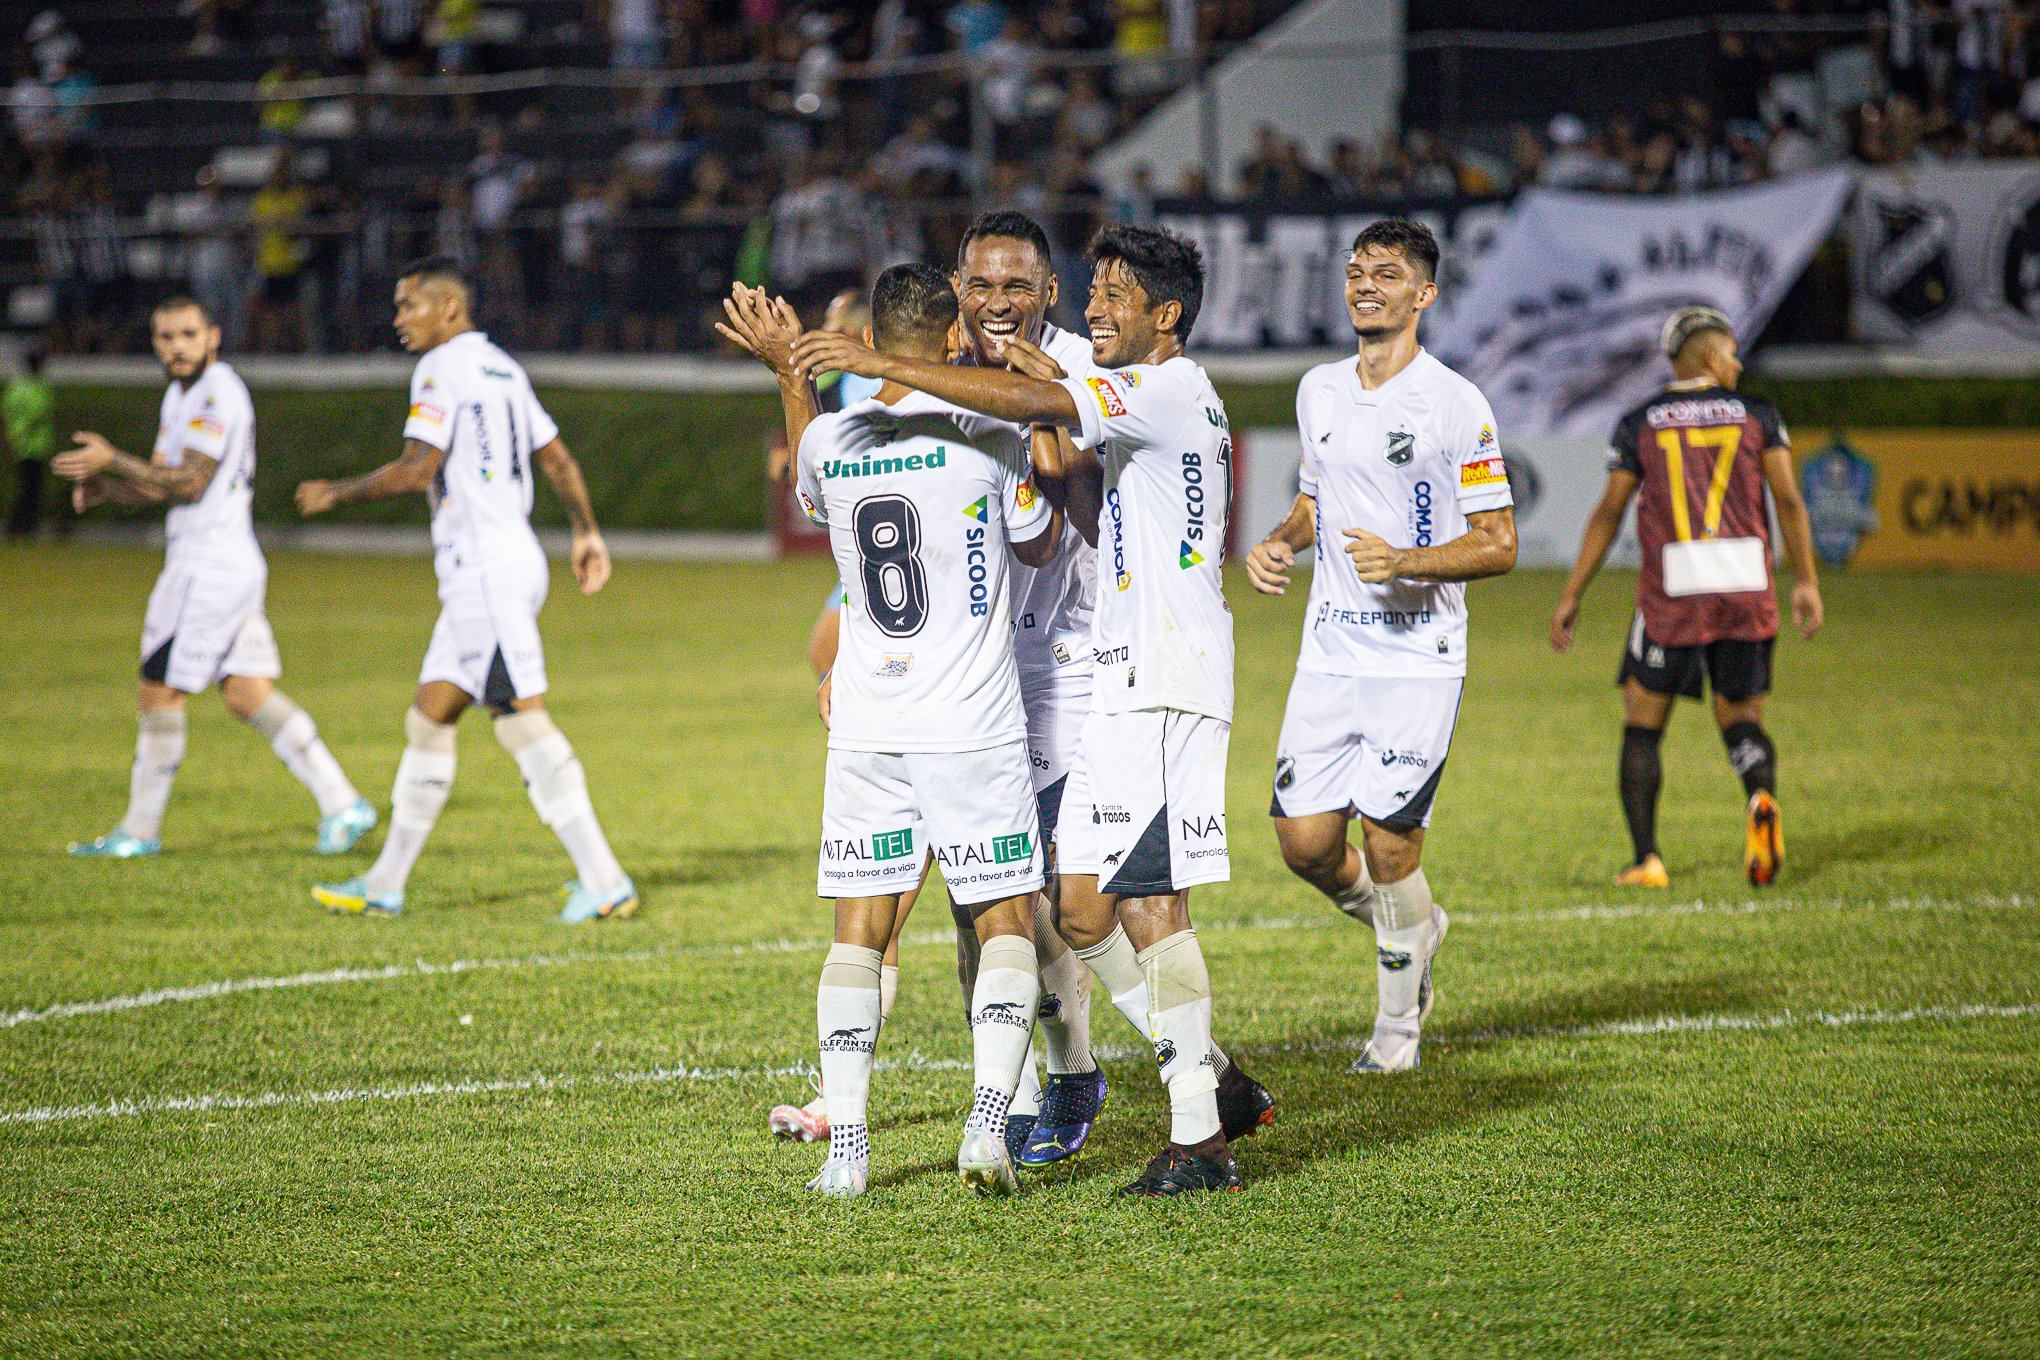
left=6, top=58, right=59, bottom=154
left=767, top=153, right=869, bottom=318
left=27, top=11, right=78, bottom=79
left=1769, top=107, right=1822, bottom=175
left=556, top=173, right=617, bottom=350
left=1539, top=113, right=1609, bottom=189
left=257, top=54, right=309, bottom=141
left=249, top=158, right=311, bottom=352
left=874, top=113, right=969, bottom=187
left=5, top=346, right=56, bottom=540
left=1111, top=0, right=1171, bottom=96
left=378, top=0, right=428, bottom=65
left=433, top=0, right=482, bottom=75
left=1237, top=122, right=1284, bottom=198
left=324, top=0, right=372, bottom=74
left=187, top=168, right=248, bottom=351
left=1109, top=161, right=1157, bottom=223
left=611, top=0, right=662, bottom=71
left=1057, top=68, right=1116, bottom=152
left=947, top=0, right=1009, bottom=54
left=47, top=56, right=97, bottom=144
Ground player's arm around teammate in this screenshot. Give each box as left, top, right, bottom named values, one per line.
left=1249, top=219, right=1515, bottom=1076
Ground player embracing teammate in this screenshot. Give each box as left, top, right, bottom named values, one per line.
left=1246, top=218, right=1517, bottom=1073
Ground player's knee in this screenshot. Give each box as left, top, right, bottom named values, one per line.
left=1362, top=829, right=1423, bottom=884
left=404, top=705, right=458, bottom=753
left=1054, top=895, right=1115, bottom=952
left=220, top=676, right=275, bottom=722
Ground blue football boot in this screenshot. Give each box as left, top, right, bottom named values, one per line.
left=1018, top=1069, right=1108, bottom=1168
left=559, top=875, right=638, bottom=924
left=68, top=830, right=161, bottom=858
left=316, top=798, right=378, bottom=855
left=312, top=874, right=403, bottom=917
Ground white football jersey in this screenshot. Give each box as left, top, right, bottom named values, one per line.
left=1007, top=323, right=1098, bottom=680
left=155, top=360, right=261, bottom=572
left=402, top=330, right=559, bottom=576
left=1055, top=355, right=1233, bottom=721
left=1293, top=348, right=1512, bottom=679
left=797, top=388, right=1052, bottom=754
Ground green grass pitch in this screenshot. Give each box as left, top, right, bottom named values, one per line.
left=1, top=545, right=2035, bottom=1358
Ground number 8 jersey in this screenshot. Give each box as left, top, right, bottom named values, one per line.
left=797, top=389, right=1051, bottom=753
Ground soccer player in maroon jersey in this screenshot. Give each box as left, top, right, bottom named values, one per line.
left=1551, top=307, right=1824, bottom=888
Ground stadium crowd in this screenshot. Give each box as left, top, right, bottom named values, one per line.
left=5, top=0, right=2040, bottom=354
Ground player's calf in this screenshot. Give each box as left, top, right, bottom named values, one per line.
left=1353, top=872, right=1447, bottom=1074
left=239, top=689, right=374, bottom=853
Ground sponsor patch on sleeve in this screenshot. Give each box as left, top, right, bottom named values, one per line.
left=409, top=401, right=446, bottom=426
left=186, top=416, right=226, bottom=438
left=1461, top=455, right=1508, bottom=488
left=1085, top=376, right=1127, bottom=419
left=1014, top=477, right=1038, bottom=510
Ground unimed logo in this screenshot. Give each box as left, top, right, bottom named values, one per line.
left=872, top=828, right=914, bottom=860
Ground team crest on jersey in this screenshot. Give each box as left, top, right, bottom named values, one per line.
left=1086, top=376, right=1127, bottom=418
left=963, top=495, right=989, bottom=522
left=1120, top=371, right=1141, bottom=388
left=1477, top=424, right=1496, bottom=451
left=1179, top=539, right=1204, bottom=569
left=1385, top=430, right=1415, bottom=466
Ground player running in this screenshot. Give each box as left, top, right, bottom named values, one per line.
left=769, top=262, right=1064, bottom=1199
left=1551, top=306, right=1823, bottom=888
left=1244, top=218, right=1517, bottom=1075
left=792, top=224, right=1262, bottom=1198
left=56, top=297, right=375, bottom=859
left=294, top=257, right=634, bottom=922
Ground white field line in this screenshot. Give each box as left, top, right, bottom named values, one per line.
left=3, top=1000, right=2034, bottom=1129
left=2, top=893, right=2029, bottom=1034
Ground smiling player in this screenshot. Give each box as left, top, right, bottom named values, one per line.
left=1244, top=218, right=1517, bottom=1075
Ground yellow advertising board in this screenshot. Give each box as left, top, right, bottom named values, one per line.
left=1793, top=429, right=2040, bottom=573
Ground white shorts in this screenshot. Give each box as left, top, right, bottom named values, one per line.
left=1271, top=671, right=1463, bottom=831
left=1082, top=708, right=1231, bottom=896
left=1021, top=666, right=1092, bottom=857
left=819, top=740, right=1045, bottom=903
left=140, top=564, right=279, bottom=693
left=419, top=560, right=549, bottom=708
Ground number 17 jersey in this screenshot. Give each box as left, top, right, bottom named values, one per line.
left=797, top=389, right=1051, bottom=754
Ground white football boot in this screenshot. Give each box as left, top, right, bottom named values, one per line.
left=806, top=1156, right=868, bottom=1198
left=957, top=1127, right=1020, bottom=1197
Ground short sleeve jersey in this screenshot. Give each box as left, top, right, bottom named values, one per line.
left=1608, top=383, right=1786, bottom=647
left=1293, top=349, right=1511, bottom=679
left=1055, top=355, right=1233, bottom=721
left=797, top=388, right=1050, bottom=754
left=1007, top=323, right=1099, bottom=680
left=156, top=360, right=261, bottom=572
left=402, top=331, right=560, bottom=574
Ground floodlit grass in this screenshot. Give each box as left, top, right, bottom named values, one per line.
left=0, top=545, right=2035, bottom=1358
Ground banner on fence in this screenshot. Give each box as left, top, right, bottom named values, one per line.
left=1795, top=428, right=2040, bottom=572
left=1429, top=170, right=1855, bottom=438
left=1850, top=164, right=2040, bottom=360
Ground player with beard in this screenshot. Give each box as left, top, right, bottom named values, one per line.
left=949, top=211, right=1272, bottom=1171
left=57, top=297, right=375, bottom=859
left=793, top=225, right=1269, bottom=1198
left=1245, top=218, right=1517, bottom=1074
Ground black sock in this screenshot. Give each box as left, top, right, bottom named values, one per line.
left=1721, top=720, right=1776, bottom=799
left=1619, top=725, right=1664, bottom=865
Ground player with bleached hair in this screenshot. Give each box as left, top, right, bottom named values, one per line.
left=295, top=258, right=634, bottom=922
left=58, top=296, right=376, bottom=860
left=1244, top=217, right=1517, bottom=1076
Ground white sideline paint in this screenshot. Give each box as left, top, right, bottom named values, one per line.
left=2, top=894, right=2028, bottom=1033
left=3, top=1001, right=2033, bottom=1128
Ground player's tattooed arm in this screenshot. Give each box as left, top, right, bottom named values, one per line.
left=1551, top=469, right=1641, bottom=650
left=533, top=437, right=613, bottom=595
left=789, top=330, right=1083, bottom=429
left=1761, top=443, right=1823, bottom=638
left=1246, top=492, right=1317, bottom=595
left=295, top=438, right=447, bottom=515
left=1344, top=506, right=1517, bottom=585
left=52, top=432, right=216, bottom=505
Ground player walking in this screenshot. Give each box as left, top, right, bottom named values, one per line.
left=792, top=224, right=1262, bottom=1197
left=764, top=263, right=1063, bottom=1199
left=1245, top=218, right=1517, bottom=1075
left=295, top=258, right=634, bottom=922
left=1551, top=306, right=1823, bottom=887
left=57, top=297, right=375, bottom=859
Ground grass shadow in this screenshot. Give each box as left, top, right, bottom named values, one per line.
left=1787, top=815, right=1962, bottom=880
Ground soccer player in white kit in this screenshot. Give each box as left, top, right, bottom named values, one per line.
left=781, top=263, right=1064, bottom=1199
left=294, top=258, right=634, bottom=923
left=1244, top=218, right=1518, bottom=1074
left=794, top=225, right=1257, bottom=1198
left=56, top=297, right=375, bottom=859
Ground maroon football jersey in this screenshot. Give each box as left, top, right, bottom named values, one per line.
left=1608, top=384, right=1786, bottom=647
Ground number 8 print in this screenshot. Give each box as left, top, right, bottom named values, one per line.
left=853, top=494, right=930, bottom=637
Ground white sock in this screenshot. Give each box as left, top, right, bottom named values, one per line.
left=1137, top=930, right=1221, bottom=1146
left=1035, top=895, right=1096, bottom=1076
left=495, top=710, right=625, bottom=894
left=818, top=942, right=882, bottom=1166
left=120, top=708, right=187, bottom=841
left=365, top=707, right=455, bottom=895
left=966, top=934, right=1039, bottom=1139
left=1374, top=868, right=1438, bottom=1023
left=1076, top=923, right=1152, bottom=1041
left=879, top=963, right=899, bottom=1027
left=247, top=693, right=358, bottom=817
left=1332, top=851, right=1377, bottom=924
left=1011, top=1051, right=1043, bottom=1118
